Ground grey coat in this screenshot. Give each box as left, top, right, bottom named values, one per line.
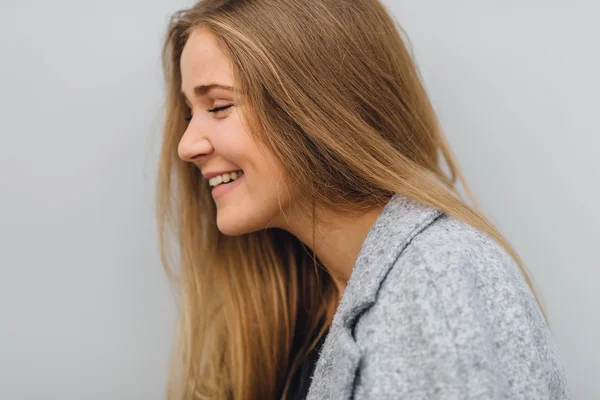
left=306, top=194, right=569, bottom=399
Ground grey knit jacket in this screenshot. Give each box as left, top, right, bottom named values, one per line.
left=306, top=194, right=569, bottom=399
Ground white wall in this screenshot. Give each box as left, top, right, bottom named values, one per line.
left=0, top=1, right=189, bottom=399
left=0, top=0, right=597, bottom=399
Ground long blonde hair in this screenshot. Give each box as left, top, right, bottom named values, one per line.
left=156, top=0, right=544, bottom=398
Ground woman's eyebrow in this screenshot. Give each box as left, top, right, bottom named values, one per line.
left=179, top=84, right=234, bottom=101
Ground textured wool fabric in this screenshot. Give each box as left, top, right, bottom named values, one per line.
left=306, top=193, right=569, bottom=399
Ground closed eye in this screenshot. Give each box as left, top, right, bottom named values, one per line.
left=184, top=104, right=233, bottom=122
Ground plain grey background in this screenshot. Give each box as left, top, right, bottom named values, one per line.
left=1, top=0, right=597, bottom=399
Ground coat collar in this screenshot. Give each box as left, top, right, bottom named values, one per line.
left=307, top=193, right=443, bottom=399
left=334, top=193, right=443, bottom=330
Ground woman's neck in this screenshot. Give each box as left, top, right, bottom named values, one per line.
left=280, top=202, right=385, bottom=297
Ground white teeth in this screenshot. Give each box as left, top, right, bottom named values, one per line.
left=209, top=170, right=243, bottom=187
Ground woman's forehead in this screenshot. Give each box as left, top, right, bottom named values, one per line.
left=180, top=29, right=235, bottom=96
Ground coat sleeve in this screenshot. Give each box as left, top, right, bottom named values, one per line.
left=351, top=224, right=569, bottom=400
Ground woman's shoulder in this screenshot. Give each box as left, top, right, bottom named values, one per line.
left=353, top=213, right=570, bottom=398
left=398, top=213, right=527, bottom=292
left=374, top=212, right=544, bottom=339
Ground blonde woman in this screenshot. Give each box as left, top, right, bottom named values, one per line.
left=156, top=0, right=569, bottom=399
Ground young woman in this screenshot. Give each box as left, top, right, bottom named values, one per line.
left=156, top=0, right=569, bottom=399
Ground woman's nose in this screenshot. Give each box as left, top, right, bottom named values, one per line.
left=177, top=129, right=214, bottom=162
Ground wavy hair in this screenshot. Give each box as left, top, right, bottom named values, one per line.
left=156, top=0, right=545, bottom=398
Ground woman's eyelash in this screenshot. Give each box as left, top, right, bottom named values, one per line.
left=184, top=104, right=233, bottom=122
left=209, top=104, right=233, bottom=113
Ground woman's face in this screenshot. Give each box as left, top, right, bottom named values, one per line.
left=178, top=27, right=294, bottom=235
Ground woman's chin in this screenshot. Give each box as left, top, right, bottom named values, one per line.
left=216, top=214, right=251, bottom=236
left=216, top=223, right=242, bottom=237
left=215, top=200, right=281, bottom=236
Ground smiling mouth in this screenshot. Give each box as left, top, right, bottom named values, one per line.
left=208, top=170, right=244, bottom=188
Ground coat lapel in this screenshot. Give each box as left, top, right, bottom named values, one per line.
left=306, top=193, right=443, bottom=399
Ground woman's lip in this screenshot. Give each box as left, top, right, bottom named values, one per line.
left=203, top=169, right=243, bottom=180
left=211, top=174, right=245, bottom=200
